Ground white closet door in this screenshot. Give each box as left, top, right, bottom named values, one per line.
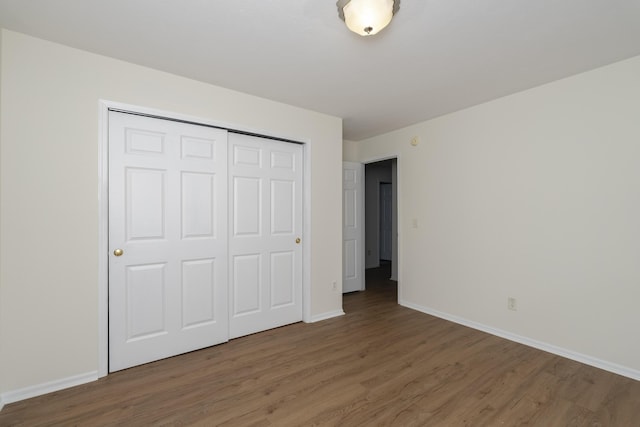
left=109, top=111, right=229, bottom=372
left=228, top=133, right=303, bottom=339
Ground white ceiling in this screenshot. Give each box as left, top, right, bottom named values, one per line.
left=1, top=0, right=639, bottom=141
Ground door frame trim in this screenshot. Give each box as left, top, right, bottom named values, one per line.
left=361, top=154, right=402, bottom=302
left=97, top=100, right=312, bottom=377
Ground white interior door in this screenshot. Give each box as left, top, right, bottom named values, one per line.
left=228, top=133, right=303, bottom=339
left=109, top=111, right=229, bottom=372
left=343, top=162, right=365, bottom=293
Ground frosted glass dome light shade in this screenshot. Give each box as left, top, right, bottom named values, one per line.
left=337, top=0, right=400, bottom=36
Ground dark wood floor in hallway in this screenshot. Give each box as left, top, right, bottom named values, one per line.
left=1, top=263, right=639, bottom=426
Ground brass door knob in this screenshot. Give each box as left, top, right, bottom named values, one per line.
left=295, top=238, right=301, bottom=244
left=113, top=248, right=124, bottom=257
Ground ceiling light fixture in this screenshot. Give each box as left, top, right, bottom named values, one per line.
left=337, top=0, right=400, bottom=36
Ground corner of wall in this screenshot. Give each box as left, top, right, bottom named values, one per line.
left=309, top=309, right=345, bottom=323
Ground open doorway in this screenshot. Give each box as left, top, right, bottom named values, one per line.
left=365, top=159, right=397, bottom=285
left=342, top=157, right=398, bottom=297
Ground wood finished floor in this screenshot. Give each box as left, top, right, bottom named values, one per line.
left=2, top=264, right=639, bottom=426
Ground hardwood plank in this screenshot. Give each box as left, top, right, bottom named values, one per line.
left=1, top=262, right=639, bottom=426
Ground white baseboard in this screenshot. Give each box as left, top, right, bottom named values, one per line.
left=0, top=396, right=4, bottom=412
left=308, top=310, right=345, bottom=323
left=1, top=371, right=98, bottom=407
left=400, top=300, right=640, bottom=382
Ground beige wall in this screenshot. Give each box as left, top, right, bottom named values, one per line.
left=354, top=55, right=640, bottom=377
left=0, top=30, right=343, bottom=395
left=342, top=139, right=359, bottom=162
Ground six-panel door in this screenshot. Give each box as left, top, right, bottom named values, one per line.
left=228, top=133, right=303, bottom=339
left=343, top=162, right=365, bottom=293
left=109, top=112, right=304, bottom=371
left=109, top=112, right=229, bottom=372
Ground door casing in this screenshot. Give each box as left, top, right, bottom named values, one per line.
left=97, top=100, right=312, bottom=377
left=361, top=154, right=402, bottom=298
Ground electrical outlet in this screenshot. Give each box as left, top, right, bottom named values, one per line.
left=507, top=297, right=517, bottom=311
left=332, top=281, right=337, bottom=291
